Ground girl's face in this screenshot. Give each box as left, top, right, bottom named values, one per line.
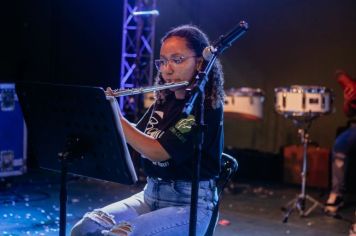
left=157, top=36, right=201, bottom=84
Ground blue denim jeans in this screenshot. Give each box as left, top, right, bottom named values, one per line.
left=71, top=177, right=218, bottom=236
left=331, top=126, right=356, bottom=194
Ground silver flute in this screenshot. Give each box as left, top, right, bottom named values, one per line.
left=109, top=81, right=189, bottom=97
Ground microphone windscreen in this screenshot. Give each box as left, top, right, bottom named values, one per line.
left=202, top=46, right=216, bottom=61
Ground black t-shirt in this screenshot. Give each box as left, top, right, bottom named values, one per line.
left=136, top=93, right=224, bottom=180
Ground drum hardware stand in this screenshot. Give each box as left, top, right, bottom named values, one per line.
left=282, top=117, right=324, bottom=223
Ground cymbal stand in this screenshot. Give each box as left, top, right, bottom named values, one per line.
left=282, top=118, right=324, bottom=223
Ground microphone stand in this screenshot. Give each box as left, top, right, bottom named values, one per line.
left=185, top=58, right=217, bottom=236
left=184, top=21, right=248, bottom=236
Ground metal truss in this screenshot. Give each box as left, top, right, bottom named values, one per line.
left=120, top=0, right=158, bottom=116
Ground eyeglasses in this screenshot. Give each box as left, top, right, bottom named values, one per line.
left=154, top=55, right=197, bottom=71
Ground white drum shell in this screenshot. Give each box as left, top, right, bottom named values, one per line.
left=274, top=85, right=332, bottom=117
left=224, top=88, right=264, bottom=120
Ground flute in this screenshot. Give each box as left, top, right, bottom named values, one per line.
left=107, top=81, right=189, bottom=97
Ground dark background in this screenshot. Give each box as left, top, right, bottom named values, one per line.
left=1, top=0, right=356, bottom=153
left=0, top=0, right=123, bottom=88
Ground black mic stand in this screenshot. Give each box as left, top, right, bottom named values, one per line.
left=183, top=21, right=248, bottom=236
left=185, top=58, right=217, bottom=236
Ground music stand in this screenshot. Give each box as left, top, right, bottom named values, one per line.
left=281, top=117, right=324, bottom=223
left=15, top=82, right=137, bottom=236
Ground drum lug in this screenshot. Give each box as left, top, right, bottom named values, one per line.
left=282, top=94, right=286, bottom=108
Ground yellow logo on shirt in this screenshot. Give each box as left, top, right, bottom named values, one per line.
left=174, top=115, right=195, bottom=134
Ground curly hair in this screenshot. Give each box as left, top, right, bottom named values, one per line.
left=154, top=24, right=224, bottom=109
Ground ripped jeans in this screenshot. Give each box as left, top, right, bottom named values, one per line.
left=331, top=126, right=356, bottom=195
left=71, top=177, right=218, bottom=236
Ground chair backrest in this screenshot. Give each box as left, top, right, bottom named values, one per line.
left=216, top=153, right=238, bottom=195
left=204, top=152, right=238, bottom=236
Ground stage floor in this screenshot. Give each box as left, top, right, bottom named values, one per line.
left=0, top=169, right=354, bottom=235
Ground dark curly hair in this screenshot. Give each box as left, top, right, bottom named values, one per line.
left=154, top=24, right=224, bottom=109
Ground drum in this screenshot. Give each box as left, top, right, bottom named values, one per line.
left=224, top=87, right=265, bottom=120
left=274, top=85, right=333, bottom=117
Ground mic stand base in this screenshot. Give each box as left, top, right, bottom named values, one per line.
left=282, top=194, right=324, bottom=223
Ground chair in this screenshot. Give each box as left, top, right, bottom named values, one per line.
left=204, top=152, right=238, bottom=236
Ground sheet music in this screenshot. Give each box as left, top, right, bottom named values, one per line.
left=106, top=96, right=138, bottom=183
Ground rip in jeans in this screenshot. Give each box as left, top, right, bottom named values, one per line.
left=334, top=152, right=346, bottom=168
left=102, top=221, right=134, bottom=236
left=84, top=210, right=116, bottom=229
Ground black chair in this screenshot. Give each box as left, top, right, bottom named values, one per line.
left=204, top=152, right=238, bottom=236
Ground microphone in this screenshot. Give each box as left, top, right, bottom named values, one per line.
left=203, top=21, right=248, bottom=60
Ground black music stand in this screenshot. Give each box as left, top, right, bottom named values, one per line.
left=15, top=82, right=137, bottom=236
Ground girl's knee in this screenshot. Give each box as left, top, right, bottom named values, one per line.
left=70, top=210, right=116, bottom=236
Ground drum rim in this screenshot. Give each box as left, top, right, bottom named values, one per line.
left=275, top=109, right=332, bottom=117
left=274, top=85, right=332, bottom=93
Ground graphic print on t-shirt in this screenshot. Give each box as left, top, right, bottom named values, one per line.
left=144, top=111, right=165, bottom=139
left=174, top=115, right=195, bottom=134
left=144, top=110, right=169, bottom=167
